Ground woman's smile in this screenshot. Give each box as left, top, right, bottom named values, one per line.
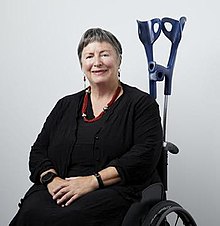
left=91, top=69, right=108, bottom=75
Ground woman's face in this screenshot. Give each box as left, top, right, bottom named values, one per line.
left=81, top=41, right=121, bottom=87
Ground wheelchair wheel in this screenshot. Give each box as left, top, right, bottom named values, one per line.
left=141, top=200, right=197, bottom=226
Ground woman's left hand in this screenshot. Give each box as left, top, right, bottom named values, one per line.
left=52, top=175, right=98, bottom=207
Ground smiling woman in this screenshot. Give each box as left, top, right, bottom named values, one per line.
left=9, top=28, right=163, bottom=226
left=81, top=41, right=121, bottom=90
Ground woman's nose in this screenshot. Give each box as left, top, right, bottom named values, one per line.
left=93, top=56, right=102, bottom=67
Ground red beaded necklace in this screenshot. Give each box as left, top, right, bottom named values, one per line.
left=82, top=86, right=121, bottom=123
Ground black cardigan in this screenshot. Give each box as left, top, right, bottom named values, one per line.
left=28, top=83, right=163, bottom=199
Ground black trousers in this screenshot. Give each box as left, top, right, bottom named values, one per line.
left=9, top=187, right=132, bottom=226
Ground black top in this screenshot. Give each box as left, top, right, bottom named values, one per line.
left=28, top=83, right=163, bottom=200
left=67, top=97, right=105, bottom=177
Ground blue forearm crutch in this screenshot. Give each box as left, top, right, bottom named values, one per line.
left=137, top=16, right=186, bottom=152
left=137, top=16, right=186, bottom=99
left=135, top=19, right=197, bottom=225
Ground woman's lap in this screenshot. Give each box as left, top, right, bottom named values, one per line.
left=10, top=188, right=132, bottom=226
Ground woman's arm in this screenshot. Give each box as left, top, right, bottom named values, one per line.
left=107, top=96, right=163, bottom=185
left=96, top=166, right=121, bottom=187
left=29, top=98, right=65, bottom=183
left=50, top=166, right=120, bottom=207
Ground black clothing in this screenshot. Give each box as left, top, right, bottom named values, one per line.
left=10, top=186, right=132, bottom=226
left=67, top=115, right=105, bottom=177
left=9, top=83, right=163, bottom=226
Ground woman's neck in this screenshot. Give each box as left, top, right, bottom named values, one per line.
left=90, top=81, right=121, bottom=100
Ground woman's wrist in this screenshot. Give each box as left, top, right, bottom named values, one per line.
left=93, top=172, right=104, bottom=189
left=40, top=169, right=57, bottom=184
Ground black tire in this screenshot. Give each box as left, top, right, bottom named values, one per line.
left=141, top=200, right=197, bottom=226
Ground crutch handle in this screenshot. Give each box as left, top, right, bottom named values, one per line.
left=148, top=62, right=168, bottom=98
left=163, top=141, right=179, bottom=154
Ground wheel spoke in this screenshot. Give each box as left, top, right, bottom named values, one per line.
left=174, top=215, right=180, bottom=226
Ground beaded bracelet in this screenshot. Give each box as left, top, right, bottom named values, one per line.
left=93, top=172, right=104, bottom=189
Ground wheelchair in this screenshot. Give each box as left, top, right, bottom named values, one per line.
left=121, top=16, right=197, bottom=226
left=121, top=142, right=197, bottom=226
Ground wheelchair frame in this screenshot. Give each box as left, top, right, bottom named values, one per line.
left=122, top=17, right=197, bottom=226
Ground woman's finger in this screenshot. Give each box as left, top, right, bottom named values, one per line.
left=56, top=191, right=73, bottom=205
left=52, top=184, right=66, bottom=194
left=53, top=187, right=68, bottom=200
left=65, top=193, right=79, bottom=206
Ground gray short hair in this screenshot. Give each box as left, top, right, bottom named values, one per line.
left=77, top=28, right=122, bottom=66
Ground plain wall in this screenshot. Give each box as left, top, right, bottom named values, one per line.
left=1, top=0, right=219, bottom=225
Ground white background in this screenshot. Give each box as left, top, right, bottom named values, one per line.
left=1, top=0, right=219, bottom=225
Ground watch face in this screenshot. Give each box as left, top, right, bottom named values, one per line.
left=43, top=173, right=53, bottom=180
left=42, top=172, right=56, bottom=185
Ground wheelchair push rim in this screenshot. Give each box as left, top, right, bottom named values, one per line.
left=141, top=200, right=197, bottom=226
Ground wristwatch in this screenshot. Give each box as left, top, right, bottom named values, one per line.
left=41, top=172, right=57, bottom=186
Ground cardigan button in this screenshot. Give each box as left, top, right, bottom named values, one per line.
left=95, top=136, right=99, bottom=140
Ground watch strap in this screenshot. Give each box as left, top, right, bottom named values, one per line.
left=41, top=172, right=57, bottom=186
left=93, top=172, right=104, bottom=189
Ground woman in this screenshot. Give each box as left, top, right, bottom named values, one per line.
left=9, top=28, right=163, bottom=226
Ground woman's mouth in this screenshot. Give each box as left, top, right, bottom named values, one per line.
left=92, top=69, right=107, bottom=75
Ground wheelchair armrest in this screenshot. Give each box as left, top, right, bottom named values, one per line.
left=121, top=183, right=164, bottom=226
left=141, top=182, right=164, bottom=203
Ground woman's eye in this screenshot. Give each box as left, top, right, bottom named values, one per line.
left=101, top=53, right=109, bottom=57
left=86, top=55, right=93, bottom=59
